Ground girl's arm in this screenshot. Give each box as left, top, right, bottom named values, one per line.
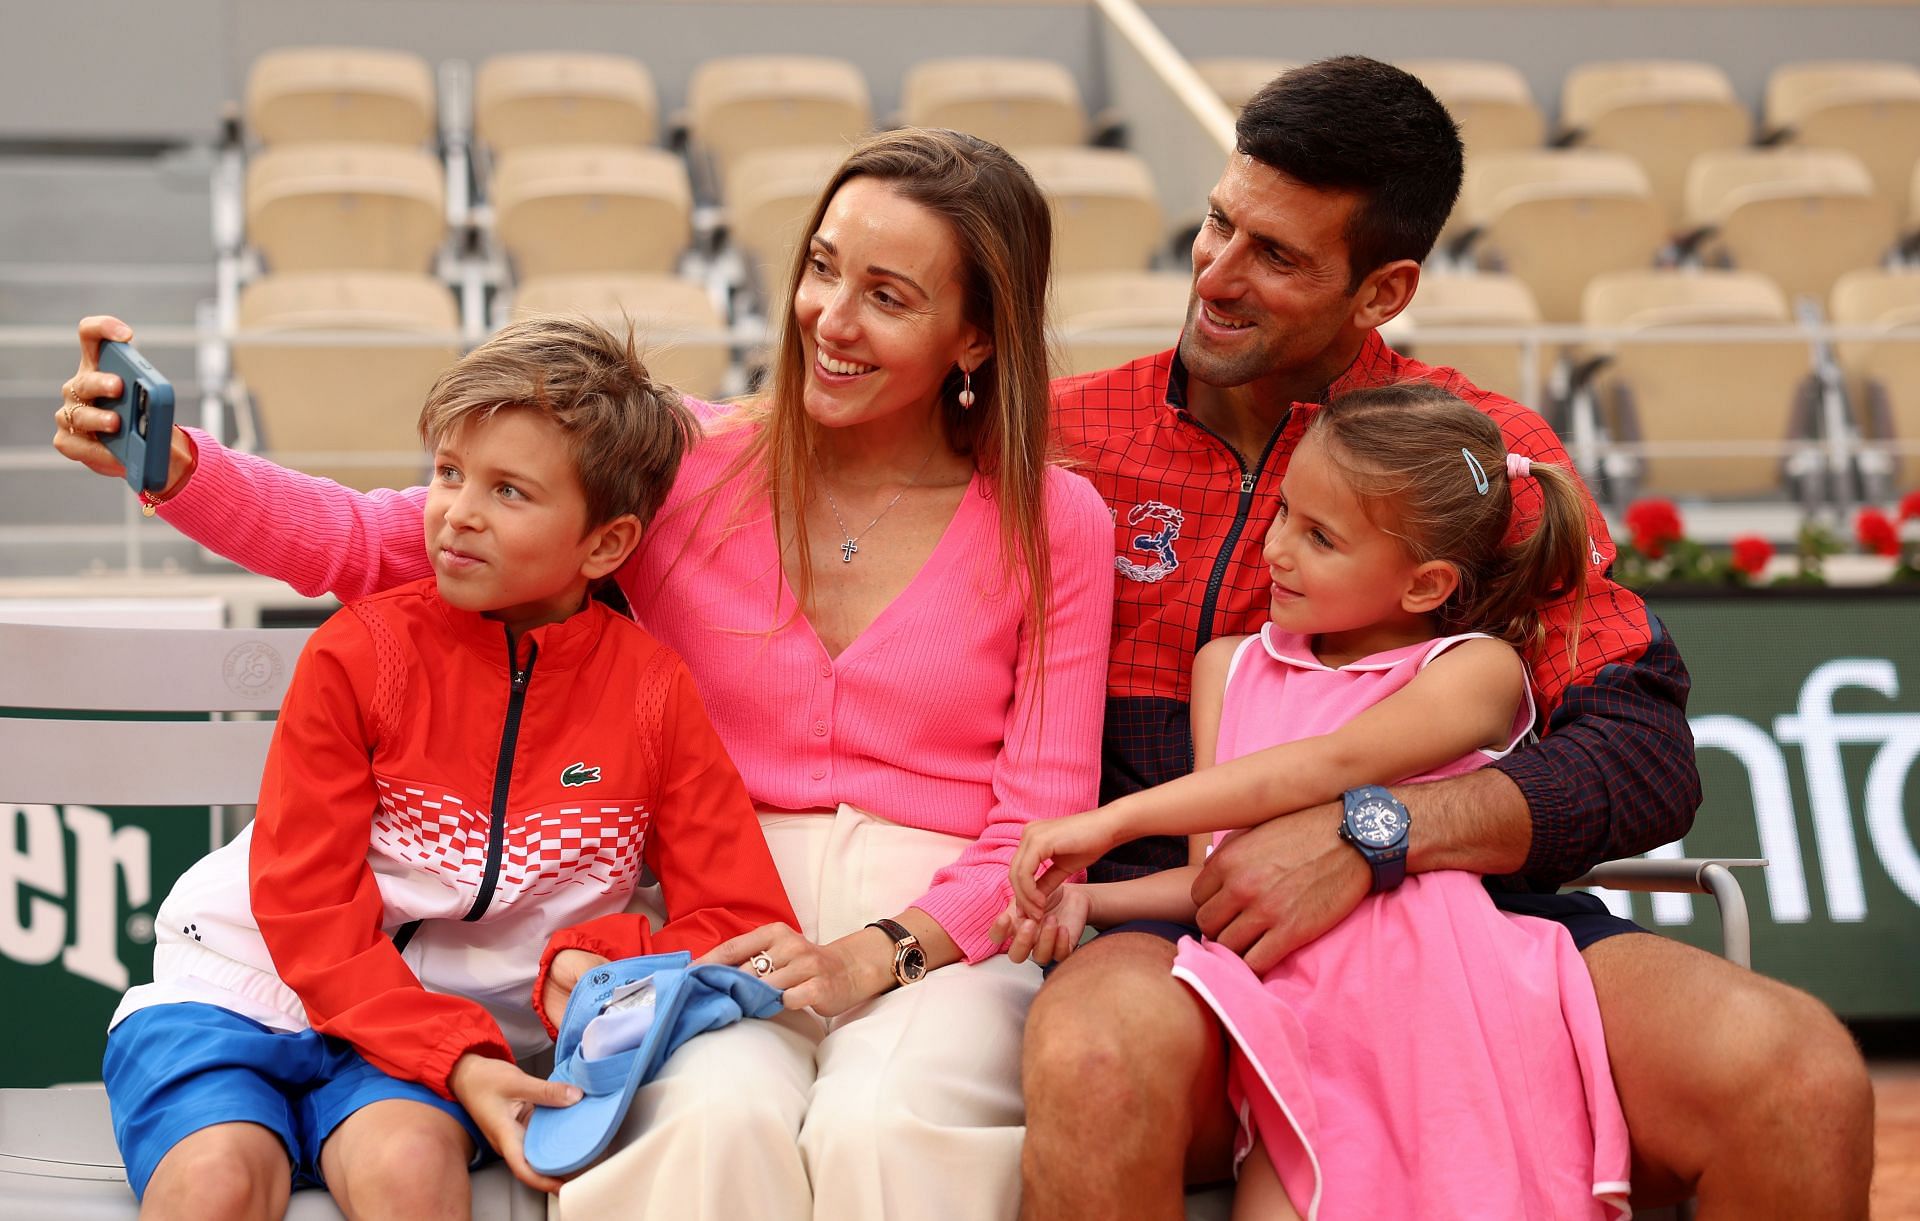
left=1011, top=636, right=1527, bottom=910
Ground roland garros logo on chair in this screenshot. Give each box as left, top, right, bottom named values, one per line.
left=561, top=761, right=602, bottom=787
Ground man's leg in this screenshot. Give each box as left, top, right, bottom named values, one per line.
left=1020, top=932, right=1237, bottom=1221
left=141, top=1123, right=291, bottom=1221
left=1584, top=932, right=1874, bottom=1219
left=319, top=1098, right=473, bottom=1221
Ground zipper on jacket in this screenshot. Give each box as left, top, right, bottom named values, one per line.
left=464, top=634, right=537, bottom=922
left=1185, top=410, right=1289, bottom=654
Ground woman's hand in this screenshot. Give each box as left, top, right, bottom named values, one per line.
left=1008, top=807, right=1127, bottom=918
left=701, top=921, right=892, bottom=1018
left=540, top=948, right=610, bottom=1029
left=53, top=315, right=195, bottom=494
left=990, top=884, right=1092, bottom=967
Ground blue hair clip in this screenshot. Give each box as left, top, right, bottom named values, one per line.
left=1462, top=448, right=1489, bottom=495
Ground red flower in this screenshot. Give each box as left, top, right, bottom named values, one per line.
left=1730, top=535, right=1774, bottom=577
left=1899, top=489, right=1920, bottom=523
left=1625, top=498, right=1685, bottom=558
left=1856, top=507, right=1900, bottom=557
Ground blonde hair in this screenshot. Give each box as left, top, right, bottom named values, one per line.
left=1307, top=382, right=1590, bottom=661
left=418, top=315, right=696, bottom=528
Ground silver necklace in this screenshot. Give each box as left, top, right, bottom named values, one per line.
left=817, top=442, right=939, bottom=563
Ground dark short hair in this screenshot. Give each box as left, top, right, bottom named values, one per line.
left=1236, top=56, right=1464, bottom=287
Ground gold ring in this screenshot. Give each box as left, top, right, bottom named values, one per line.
left=749, top=952, right=774, bottom=977
left=61, top=402, right=77, bottom=432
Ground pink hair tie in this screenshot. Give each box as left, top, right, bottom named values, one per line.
left=1506, top=453, right=1532, bottom=480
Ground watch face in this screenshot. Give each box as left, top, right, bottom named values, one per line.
left=899, top=946, right=928, bottom=983
left=1349, top=799, right=1407, bottom=848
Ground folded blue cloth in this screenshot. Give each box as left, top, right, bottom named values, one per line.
left=525, top=951, right=784, bottom=1177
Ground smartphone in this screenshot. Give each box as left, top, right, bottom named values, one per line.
left=95, top=341, right=176, bottom=494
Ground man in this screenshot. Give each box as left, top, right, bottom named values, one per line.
left=1031, top=57, right=1873, bottom=1219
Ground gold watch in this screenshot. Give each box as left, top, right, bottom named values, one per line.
left=867, top=918, right=928, bottom=987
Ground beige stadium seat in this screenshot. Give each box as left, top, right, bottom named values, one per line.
left=687, top=56, right=871, bottom=187
left=492, top=145, right=692, bottom=278
left=1400, top=59, right=1545, bottom=157
left=1050, top=271, right=1190, bottom=377
left=1582, top=269, right=1813, bottom=497
left=1020, top=147, right=1164, bottom=275
left=245, top=47, right=436, bottom=146
left=1685, top=148, right=1898, bottom=304
left=1831, top=268, right=1920, bottom=488
left=1399, top=273, right=1545, bottom=408
left=474, top=53, right=658, bottom=152
left=512, top=274, right=733, bottom=399
left=1192, top=58, right=1298, bottom=114
left=1560, top=60, right=1751, bottom=229
left=246, top=143, right=446, bottom=273
left=1460, top=150, right=1665, bottom=322
left=726, top=145, right=846, bottom=310
left=232, top=271, right=460, bottom=491
left=1765, top=61, right=1920, bottom=216
left=899, top=58, right=1086, bottom=150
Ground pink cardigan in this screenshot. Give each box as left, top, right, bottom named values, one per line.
left=157, top=413, right=1113, bottom=961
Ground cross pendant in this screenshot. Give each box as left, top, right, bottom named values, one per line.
left=839, top=538, right=858, bottom=563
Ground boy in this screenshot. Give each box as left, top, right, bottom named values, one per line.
left=103, top=317, right=797, bottom=1219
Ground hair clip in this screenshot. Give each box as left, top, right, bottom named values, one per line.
left=1462, top=448, right=1489, bottom=495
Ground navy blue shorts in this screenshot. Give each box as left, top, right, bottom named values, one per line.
left=103, top=1003, right=485, bottom=1199
left=1087, top=889, right=1644, bottom=955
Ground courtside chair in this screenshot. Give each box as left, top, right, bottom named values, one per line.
left=512, top=273, right=736, bottom=401
left=899, top=57, right=1087, bottom=152
left=473, top=53, right=659, bottom=154
left=1191, top=58, right=1300, bottom=115
left=685, top=55, right=871, bottom=193
left=1399, top=59, right=1546, bottom=157
left=1683, top=147, right=1898, bottom=305
left=1831, top=267, right=1920, bottom=491
left=1580, top=269, right=1817, bottom=500
left=1458, top=149, right=1666, bottom=323
left=723, top=145, right=847, bottom=314
left=1396, top=272, right=1546, bottom=410
left=231, top=270, right=460, bottom=492
left=1558, top=61, right=1752, bottom=230
left=245, top=143, right=447, bottom=274
left=244, top=47, right=437, bottom=148
left=491, top=145, right=693, bottom=279
left=1019, top=147, right=1165, bottom=275
left=1049, top=270, right=1191, bottom=377
left=1764, top=61, right=1920, bottom=218
left=0, top=621, right=546, bottom=1220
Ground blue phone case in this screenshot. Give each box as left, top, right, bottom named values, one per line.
left=95, top=341, right=175, bottom=494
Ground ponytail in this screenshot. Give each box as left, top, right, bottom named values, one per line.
left=1455, top=459, right=1590, bottom=669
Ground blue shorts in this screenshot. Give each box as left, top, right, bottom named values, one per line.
left=103, top=1003, right=486, bottom=1199
left=1086, top=889, right=1644, bottom=955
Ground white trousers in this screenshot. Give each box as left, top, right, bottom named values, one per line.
left=553, top=806, right=1041, bottom=1221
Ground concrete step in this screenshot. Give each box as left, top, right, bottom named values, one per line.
left=0, top=149, right=212, bottom=266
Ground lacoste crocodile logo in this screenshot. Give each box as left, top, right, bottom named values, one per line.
left=560, top=762, right=602, bottom=787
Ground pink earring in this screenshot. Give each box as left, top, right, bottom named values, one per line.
left=958, top=368, right=975, bottom=409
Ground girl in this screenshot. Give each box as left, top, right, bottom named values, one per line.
left=996, top=382, right=1631, bottom=1221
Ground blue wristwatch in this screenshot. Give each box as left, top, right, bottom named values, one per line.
left=1339, top=785, right=1410, bottom=894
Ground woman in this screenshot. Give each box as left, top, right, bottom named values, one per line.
left=53, top=129, right=1113, bottom=1220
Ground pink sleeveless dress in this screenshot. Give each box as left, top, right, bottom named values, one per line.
left=1171, top=626, right=1631, bottom=1220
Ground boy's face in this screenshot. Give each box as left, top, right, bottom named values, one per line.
left=424, top=408, right=635, bottom=637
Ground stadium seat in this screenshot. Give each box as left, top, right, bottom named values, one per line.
left=231, top=271, right=461, bottom=491
left=245, top=46, right=437, bottom=147
left=687, top=55, right=871, bottom=188
left=1019, top=147, right=1164, bottom=275
left=245, top=143, right=447, bottom=273
left=900, top=57, right=1086, bottom=151
left=1685, top=147, right=1898, bottom=304
left=474, top=52, right=659, bottom=152
left=725, top=145, right=846, bottom=309
left=1459, top=150, right=1665, bottom=322
left=1831, top=268, right=1920, bottom=489
left=1559, top=60, right=1751, bottom=228
left=513, top=273, right=734, bottom=399
left=1050, top=270, right=1190, bottom=377
left=1398, top=272, right=1545, bottom=409
left=1765, top=60, right=1920, bottom=217
left=1399, top=59, right=1545, bottom=156
left=1191, top=58, right=1297, bottom=114
left=1582, top=269, right=1814, bottom=498
left=491, top=145, right=692, bottom=278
